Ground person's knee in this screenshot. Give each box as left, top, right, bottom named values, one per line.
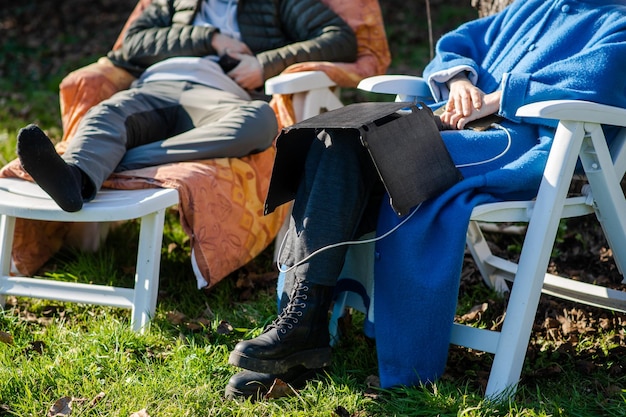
left=242, top=101, right=279, bottom=149
left=254, top=100, right=279, bottom=138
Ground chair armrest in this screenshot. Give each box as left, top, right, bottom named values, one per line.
left=357, top=75, right=433, bottom=102
left=265, top=71, right=336, bottom=95
left=516, top=100, right=626, bottom=127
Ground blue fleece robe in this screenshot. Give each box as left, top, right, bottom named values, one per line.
left=372, top=0, right=626, bottom=388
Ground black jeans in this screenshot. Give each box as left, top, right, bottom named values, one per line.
left=278, top=129, right=385, bottom=287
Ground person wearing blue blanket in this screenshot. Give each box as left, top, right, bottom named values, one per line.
left=226, top=0, right=626, bottom=399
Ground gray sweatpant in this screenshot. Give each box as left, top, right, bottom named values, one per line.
left=62, top=80, right=278, bottom=196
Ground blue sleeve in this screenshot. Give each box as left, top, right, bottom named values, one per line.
left=500, top=32, right=626, bottom=122
left=424, top=15, right=496, bottom=78
left=423, top=3, right=518, bottom=100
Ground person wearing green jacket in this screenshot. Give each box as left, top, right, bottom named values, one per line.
left=16, top=0, right=357, bottom=213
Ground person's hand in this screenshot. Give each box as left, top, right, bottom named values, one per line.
left=441, top=73, right=501, bottom=129
left=211, top=33, right=252, bottom=56
left=225, top=52, right=264, bottom=90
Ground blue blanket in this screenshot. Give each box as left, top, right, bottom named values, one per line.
left=371, top=126, right=551, bottom=387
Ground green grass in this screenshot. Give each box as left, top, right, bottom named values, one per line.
left=1, top=2, right=626, bottom=416
left=1, top=155, right=624, bottom=417
left=1, top=212, right=625, bottom=413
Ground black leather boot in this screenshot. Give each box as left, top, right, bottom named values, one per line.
left=224, top=365, right=323, bottom=401
left=228, top=277, right=334, bottom=374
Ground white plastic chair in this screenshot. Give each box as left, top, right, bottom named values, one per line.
left=0, top=179, right=179, bottom=333
left=0, top=70, right=346, bottom=333
left=332, top=74, right=626, bottom=399
left=265, top=71, right=344, bottom=120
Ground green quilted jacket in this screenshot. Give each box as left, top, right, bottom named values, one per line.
left=107, top=0, right=358, bottom=80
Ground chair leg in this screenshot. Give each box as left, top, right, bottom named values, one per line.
left=0, top=214, right=17, bottom=309
left=131, top=208, right=167, bottom=333
left=581, top=125, right=626, bottom=282
left=485, top=121, right=586, bottom=399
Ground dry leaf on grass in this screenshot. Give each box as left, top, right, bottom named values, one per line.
left=265, top=378, right=297, bottom=399
left=333, top=405, right=351, bottom=417
left=363, top=375, right=381, bottom=399
left=90, top=392, right=106, bottom=407
left=166, top=310, right=187, bottom=325
left=24, top=340, right=46, bottom=355
left=216, top=320, right=234, bottom=335
left=459, top=303, right=488, bottom=322
left=0, top=331, right=13, bottom=345
left=47, top=392, right=107, bottom=416
left=48, top=396, right=72, bottom=417
left=130, top=409, right=151, bottom=417
left=185, top=322, right=202, bottom=331
left=196, top=317, right=211, bottom=327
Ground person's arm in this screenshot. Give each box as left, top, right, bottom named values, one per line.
left=430, top=1, right=626, bottom=127
left=225, top=0, right=358, bottom=90
left=253, top=0, right=358, bottom=82
left=499, top=33, right=626, bottom=123
left=117, top=1, right=250, bottom=68
left=423, top=10, right=506, bottom=102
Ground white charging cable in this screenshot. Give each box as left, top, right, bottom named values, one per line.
left=455, top=123, right=512, bottom=168
left=277, top=202, right=422, bottom=274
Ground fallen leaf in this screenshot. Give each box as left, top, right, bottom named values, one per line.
left=576, top=360, right=596, bottom=374
left=216, top=320, right=234, bottom=335
left=460, top=303, right=488, bottom=322
left=543, top=317, right=560, bottom=329
left=24, top=312, right=38, bottom=323
left=0, top=331, right=13, bottom=345
left=599, top=317, right=612, bottom=330
left=236, top=272, right=253, bottom=290
left=24, top=340, right=46, bottom=355
left=38, top=317, right=54, bottom=326
left=364, top=375, right=381, bottom=399
left=185, top=322, right=202, bottom=331
left=365, top=375, right=380, bottom=388
left=529, top=364, right=563, bottom=378
left=4, top=296, right=18, bottom=306
left=166, top=310, right=187, bottom=325
left=333, top=405, right=351, bottom=417
left=90, top=392, right=106, bottom=407
left=196, top=317, right=211, bottom=327
left=167, top=242, right=178, bottom=253
left=42, top=306, right=60, bottom=317
left=130, top=409, right=151, bottom=417
left=48, top=396, right=72, bottom=417
left=265, top=378, right=297, bottom=399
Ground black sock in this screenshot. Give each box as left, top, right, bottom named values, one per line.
left=17, top=124, right=84, bottom=212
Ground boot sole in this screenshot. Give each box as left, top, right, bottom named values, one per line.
left=224, top=384, right=266, bottom=401
left=228, top=347, right=331, bottom=374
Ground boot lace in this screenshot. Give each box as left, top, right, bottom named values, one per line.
left=265, top=283, right=308, bottom=335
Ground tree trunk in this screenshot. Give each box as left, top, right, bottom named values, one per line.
left=471, top=0, right=514, bottom=17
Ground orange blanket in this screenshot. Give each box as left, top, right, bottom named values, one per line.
left=0, top=0, right=390, bottom=288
